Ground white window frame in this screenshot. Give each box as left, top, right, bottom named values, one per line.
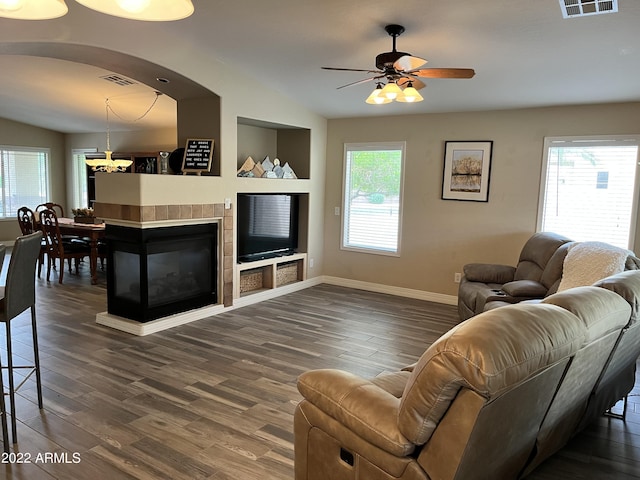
left=536, top=135, right=640, bottom=249
left=0, top=145, right=51, bottom=219
left=71, top=148, right=97, bottom=209
left=341, top=142, right=406, bottom=256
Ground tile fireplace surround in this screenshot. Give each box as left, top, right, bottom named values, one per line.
left=94, top=201, right=233, bottom=308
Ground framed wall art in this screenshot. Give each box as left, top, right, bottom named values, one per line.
left=441, top=140, right=493, bottom=202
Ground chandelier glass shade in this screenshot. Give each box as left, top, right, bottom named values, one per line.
left=0, top=0, right=194, bottom=20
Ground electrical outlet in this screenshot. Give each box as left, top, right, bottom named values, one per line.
left=334, top=207, right=340, bottom=216
left=309, top=258, right=314, bottom=268
left=454, top=272, right=462, bottom=283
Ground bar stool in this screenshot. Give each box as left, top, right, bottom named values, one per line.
left=0, top=232, right=44, bottom=452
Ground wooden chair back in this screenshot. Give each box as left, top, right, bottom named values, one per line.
left=35, top=202, right=64, bottom=218
left=17, top=206, right=37, bottom=235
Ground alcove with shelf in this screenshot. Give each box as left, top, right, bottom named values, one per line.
left=237, top=117, right=311, bottom=179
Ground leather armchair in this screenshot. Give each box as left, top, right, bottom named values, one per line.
left=457, top=232, right=572, bottom=320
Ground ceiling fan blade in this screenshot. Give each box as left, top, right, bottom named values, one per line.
left=411, top=68, right=476, bottom=79
left=397, top=77, right=426, bottom=90
left=336, top=76, right=382, bottom=89
left=394, top=55, right=427, bottom=72
left=322, top=67, right=381, bottom=74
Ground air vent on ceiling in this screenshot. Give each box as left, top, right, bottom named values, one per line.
left=560, top=0, right=617, bottom=18
left=100, top=74, right=137, bottom=86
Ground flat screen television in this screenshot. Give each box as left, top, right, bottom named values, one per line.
left=237, top=193, right=299, bottom=262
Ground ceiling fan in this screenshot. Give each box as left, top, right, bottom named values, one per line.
left=322, top=24, right=475, bottom=103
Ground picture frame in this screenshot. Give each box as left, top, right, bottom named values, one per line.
left=441, top=140, right=493, bottom=202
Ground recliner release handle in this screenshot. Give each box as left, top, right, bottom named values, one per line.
left=339, top=448, right=354, bottom=466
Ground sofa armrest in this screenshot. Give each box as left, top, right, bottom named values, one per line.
left=501, top=280, right=548, bottom=298
left=297, top=369, right=414, bottom=457
left=463, top=263, right=516, bottom=283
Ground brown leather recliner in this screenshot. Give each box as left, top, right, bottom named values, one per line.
left=457, top=232, right=573, bottom=321
left=294, top=301, right=592, bottom=480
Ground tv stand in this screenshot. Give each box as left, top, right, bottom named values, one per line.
left=235, top=253, right=307, bottom=298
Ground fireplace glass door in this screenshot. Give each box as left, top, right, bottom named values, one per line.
left=107, top=223, right=218, bottom=322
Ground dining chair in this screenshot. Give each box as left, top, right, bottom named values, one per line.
left=35, top=202, right=65, bottom=218
left=35, top=202, right=85, bottom=244
left=39, top=208, right=91, bottom=284
left=17, top=206, right=46, bottom=278
left=0, top=232, right=43, bottom=450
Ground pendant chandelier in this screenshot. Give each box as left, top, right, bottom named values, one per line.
left=85, top=98, right=134, bottom=173
left=85, top=92, right=162, bottom=173
left=0, top=0, right=193, bottom=20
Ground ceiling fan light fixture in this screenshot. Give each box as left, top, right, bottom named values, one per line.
left=75, top=0, right=193, bottom=21
left=366, top=83, right=392, bottom=104
left=0, top=0, right=67, bottom=19
left=396, top=82, right=424, bottom=103
left=380, top=81, right=403, bottom=100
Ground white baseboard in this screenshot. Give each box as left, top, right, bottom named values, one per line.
left=320, top=276, right=458, bottom=306
left=96, top=303, right=227, bottom=336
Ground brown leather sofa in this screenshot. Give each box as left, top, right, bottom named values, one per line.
left=294, top=271, right=640, bottom=480
left=457, top=232, right=572, bottom=321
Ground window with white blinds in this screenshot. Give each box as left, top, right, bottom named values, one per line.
left=342, top=142, right=405, bottom=255
left=0, top=146, right=50, bottom=218
left=537, top=136, right=640, bottom=249
left=71, top=148, right=96, bottom=209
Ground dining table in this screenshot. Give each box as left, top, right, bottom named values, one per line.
left=56, top=217, right=106, bottom=284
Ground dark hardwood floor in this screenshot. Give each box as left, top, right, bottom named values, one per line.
left=0, top=262, right=638, bottom=479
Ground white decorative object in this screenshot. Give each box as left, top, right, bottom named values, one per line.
left=557, top=241, right=630, bottom=292
left=261, top=156, right=274, bottom=172
left=282, top=162, right=297, bottom=179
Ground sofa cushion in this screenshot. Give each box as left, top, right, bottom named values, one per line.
left=542, top=286, right=630, bottom=344
left=398, top=303, right=585, bottom=445
left=594, top=269, right=640, bottom=325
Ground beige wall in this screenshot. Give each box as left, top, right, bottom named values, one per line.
left=0, top=117, right=66, bottom=242
left=324, top=102, right=640, bottom=297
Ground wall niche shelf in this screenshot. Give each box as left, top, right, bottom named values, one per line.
left=236, top=253, right=307, bottom=298
left=237, top=117, right=311, bottom=180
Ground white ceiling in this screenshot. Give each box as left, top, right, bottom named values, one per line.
left=0, top=0, right=639, bottom=134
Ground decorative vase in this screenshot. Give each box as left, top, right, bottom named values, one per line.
left=160, top=151, right=169, bottom=174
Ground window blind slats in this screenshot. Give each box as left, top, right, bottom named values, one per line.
left=0, top=147, right=50, bottom=218
left=342, top=143, right=404, bottom=255
left=540, top=143, right=638, bottom=249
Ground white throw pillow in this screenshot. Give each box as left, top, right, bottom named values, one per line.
left=557, top=241, right=630, bottom=292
